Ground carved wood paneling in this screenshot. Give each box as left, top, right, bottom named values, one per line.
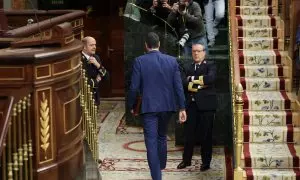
left=35, top=65, right=51, bottom=80
left=52, top=59, right=72, bottom=76
left=0, top=9, right=85, bottom=180
left=63, top=93, right=81, bottom=134
left=35, top=54, right=81, bottom=80
left=0, top=67, right=25, bottom=80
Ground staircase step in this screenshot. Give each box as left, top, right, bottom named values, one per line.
left=214, top=27, right=228, bottom=46
left=236, top=0, right=278, bottom=7
left=237, top=27, right=282, bottom=38
left=240, top=77, right=290, bottom=91
left=244, top=168, right=300, bottom=179
left=242, top=91, right=293, bottom=110
left=238, top=37, right=284, bottom=51
left=206, top=54, right=229, bottom=61
left=236, top=15, right=281, bottom=28
left=240, top=65, right=288, bottom=78
left=243, top=125, right=300, bottom=143
left=239, top=50, right=287, bottom=65
left=208, top=45, right=228, bottom=55
left=241, top=144, right=300, bottom=168
left=236, top=6, right=278, bottom=16
left=243, top=110, right=299, bottom=126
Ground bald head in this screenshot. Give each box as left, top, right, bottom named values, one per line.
left=82, top=36, right=96, bottom=55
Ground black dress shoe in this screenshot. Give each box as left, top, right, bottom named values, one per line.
left=200, top=164, right=210, bottom=172
left=177, top=161, right=191, bottom=169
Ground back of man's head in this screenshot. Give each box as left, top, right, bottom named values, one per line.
left=145, top=32, right=160, bottom=49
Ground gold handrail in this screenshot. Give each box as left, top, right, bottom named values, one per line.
left=228, top=0, right=244, bottom=179
left=1, top=94, right=34, bottom=180
left=80, top=64, right=101, bottom=163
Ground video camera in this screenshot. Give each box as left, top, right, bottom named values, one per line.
left=178, top=29, right=190, bottom=47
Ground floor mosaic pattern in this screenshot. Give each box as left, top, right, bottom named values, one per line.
left=97, top=100, right=232, bottom=180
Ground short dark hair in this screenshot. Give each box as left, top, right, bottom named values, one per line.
left=145, top=32, right=159, bottom=49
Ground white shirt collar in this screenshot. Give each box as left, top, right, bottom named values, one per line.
left=82, top=51, right=91, bottom=61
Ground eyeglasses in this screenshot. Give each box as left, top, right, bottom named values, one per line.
left=192, top=49, right=205, bottom=53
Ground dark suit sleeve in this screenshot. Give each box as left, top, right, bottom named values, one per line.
left=94, top=55, right=109, bottom=80
left=181, top=64, right=191, bottom=90
left=128, top=58, right=142, bottom=110
left=203, top=62, right=216, bottom=85
left=173, top=61, right=186, bottom=110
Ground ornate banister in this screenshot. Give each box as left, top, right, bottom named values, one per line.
left=228, top=0, right=244, bottom=179
left=80, top=68, right=100, bottom=163
left=0, top=9, right=87, bottom=180
left=233, top=83, right=244, bottom=179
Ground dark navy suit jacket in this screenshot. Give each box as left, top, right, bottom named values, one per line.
left=182, top=60, right=217, bottom=111
left=128, top=50, right=186, bottom=114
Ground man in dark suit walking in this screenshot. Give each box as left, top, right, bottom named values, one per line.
left=81, top=36, right=108, bottom=106
left=128, top=32, right=187, bottom=180
left=177, top=43, right=216, bottom=171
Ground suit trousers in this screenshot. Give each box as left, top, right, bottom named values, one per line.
left=142, top=112, right=173, bottom=180
left=183, top=102, right=214, bottom=166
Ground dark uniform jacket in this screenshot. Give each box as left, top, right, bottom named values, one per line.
left=182, top=60, right=217, bottom=111
left=81, top=53, right=109, bottom=89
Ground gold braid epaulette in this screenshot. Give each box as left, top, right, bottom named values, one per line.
left=192, top=76, right=204, bottom=86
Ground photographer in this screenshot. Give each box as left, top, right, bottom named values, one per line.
left=150, top=0, right=176, bottom=20
left=167, top=0, right=207, bottom=57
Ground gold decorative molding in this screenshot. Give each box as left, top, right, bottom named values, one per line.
left=80, top=30, right=84, bottom=40
left=63, top=93, right=81, bottom=134
left=52, top=59, right=72, bottom=76
left=72, top=54, right=81, bottom=69
left=39, top=92, right=50, bottom=160
left=65, top=34, right=74, bottom=44
left=36, top=88, right=54, bottom=164
left=35, top=64, right=51, bottom=80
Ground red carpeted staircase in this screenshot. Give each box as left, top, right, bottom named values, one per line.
left=233, top=0, right=300, bottom=179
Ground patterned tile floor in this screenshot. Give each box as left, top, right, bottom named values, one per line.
left=97, top=100, right=231, bottom=180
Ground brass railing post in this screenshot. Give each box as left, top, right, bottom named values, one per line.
left=2, top=142, right=7, bottom=180
left=234, top=83, right=244, bottom=179
left=22, top=97, right=28, bottom=180
left=17, top=101, right=23, bottom=180
left=80, top=64, right=101, bottom=163
left=12, top=104, right=19, bottom=180
left=94, top=104, right=98, bottom=161
left=27, top=94, right=33, bottom=180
